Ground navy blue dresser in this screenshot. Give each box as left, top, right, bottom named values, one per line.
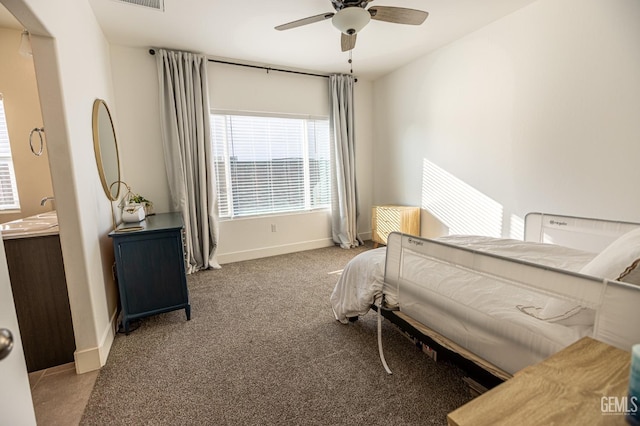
left=109, top=212, right=190, bottom=333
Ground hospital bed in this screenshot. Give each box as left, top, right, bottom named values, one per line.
left=331, top=213, right=640, bottom=385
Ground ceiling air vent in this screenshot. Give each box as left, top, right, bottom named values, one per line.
left=112, top=0, right=164, bottom=11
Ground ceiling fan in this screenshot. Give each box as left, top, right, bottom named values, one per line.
left=275, top=0, right=429, bottom=52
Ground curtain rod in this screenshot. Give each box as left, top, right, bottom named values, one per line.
left=148, top=49, right=330, bottom=79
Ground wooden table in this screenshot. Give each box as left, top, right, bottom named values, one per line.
left=447, top=337, right=632, bottom=425
left=372, top=205, right=420, bottom=248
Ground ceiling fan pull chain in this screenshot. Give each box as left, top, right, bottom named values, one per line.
left=349, top=50, right=353, bottom=74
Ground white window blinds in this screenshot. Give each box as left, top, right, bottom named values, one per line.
left=0, top=94, right=20, bottom=210
left=211, top=112, right=331, bottom=218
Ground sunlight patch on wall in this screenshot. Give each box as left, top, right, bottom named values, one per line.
left=421, top=159, right=503, bottom=237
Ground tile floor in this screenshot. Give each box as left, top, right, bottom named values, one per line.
left=28, top=363, right=98, bottom=425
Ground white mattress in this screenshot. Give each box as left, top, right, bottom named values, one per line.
left=330, top=235, right=598, bottom=374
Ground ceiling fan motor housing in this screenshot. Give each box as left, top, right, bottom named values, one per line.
left=332, top=7, right=371, bottom=34
left=331, top=0, right=370, bottom=11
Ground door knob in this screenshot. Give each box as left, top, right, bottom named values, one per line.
left=0, top=328, right=14, bottom=360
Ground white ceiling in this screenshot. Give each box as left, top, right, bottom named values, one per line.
left=0, top=4, right=21, bottom=30
left=89, top=0, right=538, bottom=79
left=2, top=0, right=538, bottom=79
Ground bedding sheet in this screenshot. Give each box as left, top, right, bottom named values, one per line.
left=330, top=235, right=596, bottom=324
left=330, top=247, right=387, bottom=324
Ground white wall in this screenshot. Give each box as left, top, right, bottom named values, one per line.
left=373, top=0, right=640, bottom=239
left=109, top=46, right=169, bottom=212
left=110, top=46, right=374, bottom=263
left=354, top=77, right=374, bottom=243
left=5, top=0, right=121, bottom=373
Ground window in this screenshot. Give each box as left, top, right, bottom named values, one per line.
left=211, top=112, right=331, bottom=218
left=0, top=94, right=20, bottom=210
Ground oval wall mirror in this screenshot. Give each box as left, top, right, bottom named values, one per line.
left=92, top=99, right=121, bottom=201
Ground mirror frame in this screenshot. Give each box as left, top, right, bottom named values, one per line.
left=92, top=99, right=121, bottom=201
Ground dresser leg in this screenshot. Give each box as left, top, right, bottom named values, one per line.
left=185, top=305, right=191, bottom=321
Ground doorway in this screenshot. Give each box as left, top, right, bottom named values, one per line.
left=0, top=25, right=56, bottom=223
left=0, top=3, right=98, bottom=423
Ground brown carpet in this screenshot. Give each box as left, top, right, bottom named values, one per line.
left=80, top=243, right=471, bottom=425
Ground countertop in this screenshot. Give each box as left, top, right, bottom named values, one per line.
left=0, top=211, right=59, bottom=240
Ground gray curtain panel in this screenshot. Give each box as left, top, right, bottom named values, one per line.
left=156, top=49, right=220, bottom=272
left=329, top=74, right=361, bottom=249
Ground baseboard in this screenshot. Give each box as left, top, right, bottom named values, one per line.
left=359, top=231, right=372, bottom=242
left=217, top=238, right=335, bottom=264
left=73, top=308, right=118, bottom=374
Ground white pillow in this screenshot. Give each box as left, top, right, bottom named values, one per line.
left=579, top=227, right=640, bottom=284
left=518, top=227, right=640, bottom=327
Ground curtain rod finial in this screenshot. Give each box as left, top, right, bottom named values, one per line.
left=149, top=48, right=156, bottom=55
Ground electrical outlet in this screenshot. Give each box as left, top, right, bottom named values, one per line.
left=271, top=224, right=277, bottom=232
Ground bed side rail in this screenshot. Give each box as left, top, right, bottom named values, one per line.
left=524, top=212, right=640, bottom=253
left=384, top=232, right=640, bottom=352
left=594, top=280, right=640, bottom=351
left=384, top=232, right=604, bottom=309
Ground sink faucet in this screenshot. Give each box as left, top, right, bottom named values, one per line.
left=40, top=196, right=54, bottom=206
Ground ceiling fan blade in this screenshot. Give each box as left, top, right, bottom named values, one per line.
left=368, top=6, right=428, bottom=25
left=341, top=33, right=357, bottom=52
left=275, top=12, right=335, bottom=31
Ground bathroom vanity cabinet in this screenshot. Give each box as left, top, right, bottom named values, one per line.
left=4, top=234, right=75, bottom=372
left=109, top=212, right=190, bottom=334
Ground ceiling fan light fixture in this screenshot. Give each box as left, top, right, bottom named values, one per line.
left=332, top=7, right=371, bottom=35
